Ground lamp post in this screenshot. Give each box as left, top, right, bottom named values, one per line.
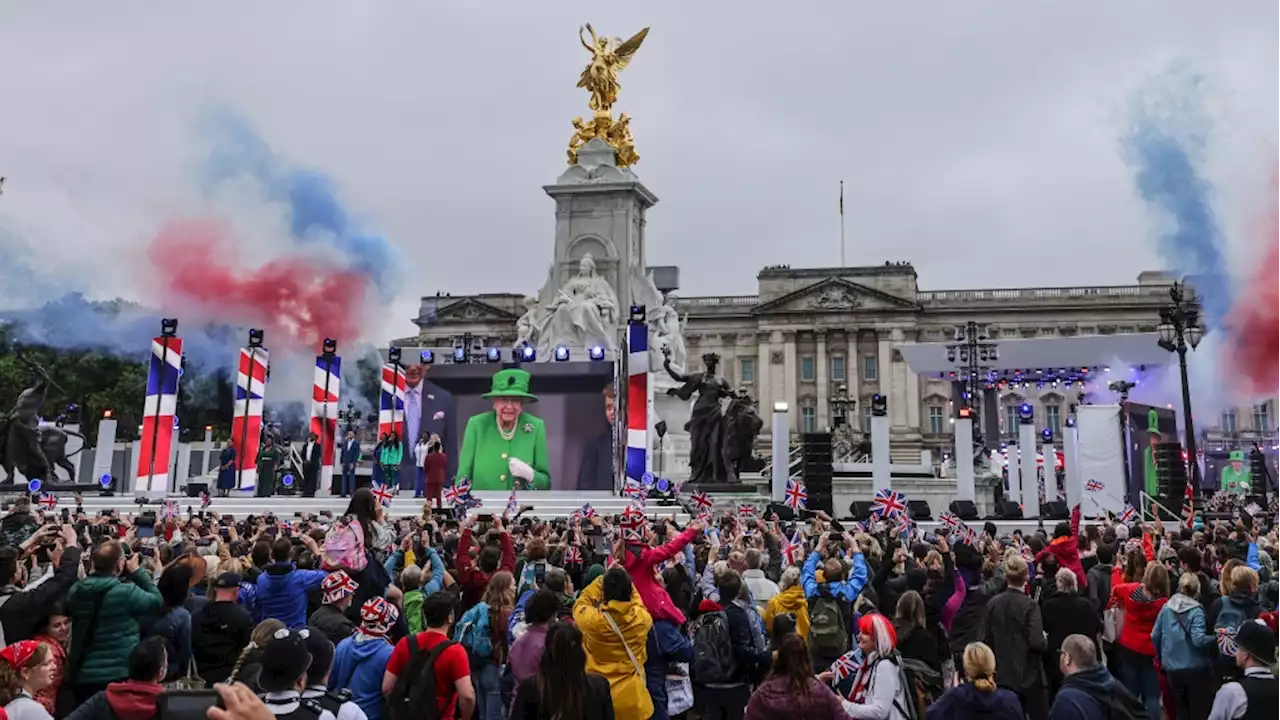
left=946, top=322, right=998, bottom=445
left=1156, top=282, right=1204, bottom=489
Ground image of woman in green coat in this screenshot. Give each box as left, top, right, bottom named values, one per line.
left=455, top=368, right=551, bottom=491
left=378, top=432, right=404, bottom=491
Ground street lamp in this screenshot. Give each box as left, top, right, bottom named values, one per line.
left=829, top=384, right=854, bottom=428
left=1156, top=282, right=1204, bottom=490
left=946, top=322, right=997, bottom=444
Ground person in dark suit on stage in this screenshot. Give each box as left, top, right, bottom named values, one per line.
left=577, top=384, right=617, bottom=491
left=301, top=431, right=322, bottom=497
left=397, top=363, right=456, bottom=492
left=338, top=430, right=361, bottom=498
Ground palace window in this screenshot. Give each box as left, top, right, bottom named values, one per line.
left=831, top=355, right=846, bottom=382
left=1221, top=409, right=1237, bottom=433
left=800, top=406, right=817, bottom=433
left=928, top=405, right=945, bottom=435
left=1004, top=404, right=1021, bottom=435
left=863, top=355, right=878, bottom=381
left=801, top=356, right=815, bottom=382
left=739, top=357, right=756, bottom=384
left=1253, top=403, right=1271, bottom=432
left=1045, top=405, right=1061, bottom=437
left=861, top=405, right=873, bottom=433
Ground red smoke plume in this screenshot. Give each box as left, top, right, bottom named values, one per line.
left=146, top=218, right=371, bottom=349
left=1228, top=174, right=1278, bottom=396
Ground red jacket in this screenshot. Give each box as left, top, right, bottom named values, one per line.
left=1110, top=581, right=1167, bottom=656
left=456, top=528, right=516, bottom=611
left=623, top=527, right=698, bottom=625
left=1037, top=505, right=1087, bottom=588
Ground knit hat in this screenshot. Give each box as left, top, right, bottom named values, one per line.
left=301, top=627, right=335, bottom=681
left=257, top=628, right=312, bottom=693
left=359, top=597, right=399, bottom=637
left=1233, top=618, right=1277, bottom=665
left=583, top=563, right=606, bottom=588
left=322, top=571, right=359, bottom=605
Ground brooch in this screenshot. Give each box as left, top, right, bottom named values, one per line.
left=522, top=423, right=533, bottom=434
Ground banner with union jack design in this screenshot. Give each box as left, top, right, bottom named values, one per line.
left=379, top=363, right=406, bottom=441
left=137, top=336, right=184, bottom=493
left=231, top=346, right=268, bottom=491
left=309, top=354, right=341, bottom=491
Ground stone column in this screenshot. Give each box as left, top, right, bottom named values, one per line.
left=954, top=416, right=975, bottom=501
left=878, top=332, right=903, bottom=427
left=756, top=333, right=771, bottom=419
left=846, top=333, right=861, bottom=425
left=816, top=331, right=829, bottom=429
left=783, top=332, right=798, bottom=431
left=896, top=329, right=921, bottom=430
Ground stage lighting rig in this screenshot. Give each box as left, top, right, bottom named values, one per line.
left=554, top=346, right=570, bottom=362
left=516, top=344, right=536, bottom=363
left=420, top=349, right=435, bottom=364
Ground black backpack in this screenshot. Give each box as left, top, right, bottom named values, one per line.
left=690, top=611, right=737, bottom=684
left=388, top=637, right=456, bottom=720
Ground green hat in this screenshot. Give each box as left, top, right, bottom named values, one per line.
left=1229, top=450, right=1245, bottom=462
left=1147, top=409, right=1161, bottom=435
left=482, top=368, right=538, bottom=402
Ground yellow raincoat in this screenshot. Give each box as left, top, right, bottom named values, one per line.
left=573, top=575, right=654, bottom=720
left=763, top=584, right=810, bottom=639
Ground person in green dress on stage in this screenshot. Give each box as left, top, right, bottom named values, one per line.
left=1220, top=449, right=1251, bottom=495
left=254, top=434, right=282, bottom=498
left=1143, top=409, right=1161, bottom=499
left=455, top=368, right=551, bottom=491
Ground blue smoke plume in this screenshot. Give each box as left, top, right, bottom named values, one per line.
left=201, top=111, right=403, bottom=298
left=1121, top=65, right=1231, bottom=327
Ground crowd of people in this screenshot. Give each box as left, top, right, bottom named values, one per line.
left=0, top=488, right=1274, bottom=720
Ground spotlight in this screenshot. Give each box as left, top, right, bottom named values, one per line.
left=102, top=408, right=113, bottom=419
left=161, top=318, right=179, bottom=337
left=484, top=347, right=501, bottom=363
left=388, top=347, right=402, bottom=364
left=99, top=473, right=113, bottom=488
left=588, top=346, right=605, bottom=361
left=629, top=305, right=646, bottom=322
left=420, top=349, right=435, bottom=364
left=27, top=479, right=40, bottom=493
left=452, top=347, right=466, bottom=363
left=282, top=474, right=294, bottom=488
left=248, top=328, right=264, bottom=348
left=322, top=338, right=337, bottom=355
left=1018, top=403, right=1034, bottom=423
left=946, top=348, right=956, bottom=362
left=1041, top=427, right=1053, bottom=443
left=517, top=344, right=536, bottom=363
left=870, top=394, right=887, bottom=417
left=554, top=346, right=570, bottom=362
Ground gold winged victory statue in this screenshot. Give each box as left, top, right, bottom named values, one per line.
left=567, top=24, right=648, bottom=168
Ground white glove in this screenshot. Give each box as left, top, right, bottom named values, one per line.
left=509, top=457, right=534, bottom=481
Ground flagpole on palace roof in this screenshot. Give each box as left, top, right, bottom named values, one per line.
left=839, top=180, right=846, bottom=267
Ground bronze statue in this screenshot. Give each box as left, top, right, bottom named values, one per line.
left=0, top=358, right=53, bottom=483
left=664, top=349, right=735, bottom=484
left=722, top=389, right=764, bottom=478
left=577, top=25, right=649, bottom=114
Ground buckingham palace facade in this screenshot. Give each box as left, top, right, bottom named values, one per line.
left=398, top=262, right=1277, bottom=463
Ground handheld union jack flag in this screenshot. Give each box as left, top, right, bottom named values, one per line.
left=938, top=512, right=961, bottom=529
left=956, top=523, right=978, bottom=546
left=504, top=491, right=518, bottom=519
left=689, top=491, right=714, bottom=513
left=370, top=482, right=394, bottom=507
left=897, top=511, right=914, bottom=538
left=784, top=478, right=807, bottom=511
left=622, top=481, right=647, bottom=501
left=442, top=482, right=468, bottom=508
left=736, top=503, right=757, bottom=517
left=564, top=546, right=582, bottom=565
left=200, top=491, right=212, bottom=510
left=1216, top=627, right=1237, bottom=655
left=1085, top=479, right=1105, bottom=493
left=871, top=488, right=907, bottom=519
left=830, top=650, right=861, bottom=683
left=782, top=530, right=804, bottom=566
left=37, top=492, right=57, bottom=511
left=580, top=503, right=597, bottom=519
left=1118, top=503, right=1138, bottom=524
left=162, top=500, right=180, bottom=520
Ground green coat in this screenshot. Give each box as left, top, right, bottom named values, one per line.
left=455, top=411, right=550, bottom=491
left=66, top=571, right=165, bottom=685
left=1220, top=465, right=1250, bottom=494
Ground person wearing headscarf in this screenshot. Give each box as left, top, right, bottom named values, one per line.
left=841, top=614, right=911, bottom=720
left=310, top=572, right=359, bottom=646
left=0, top=641, right=54, bottom=720
left=330, top=599, right=399, bottom=720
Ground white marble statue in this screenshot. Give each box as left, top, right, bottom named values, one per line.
left=631, top=266, right=688, bottom=372
left=534, top=253, right=619, bottom=356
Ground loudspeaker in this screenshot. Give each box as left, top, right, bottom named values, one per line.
left=849, top=500, right=874, bottom=521
left=1154, top=441, right=1188, bottom=521
left=185, top=481, right=208, bottom=498
left=907, top=499, right=933, bottom=521
left=1039, top=500, right=1069, bottom=520
left=949, top=500, right=979, bottom=521
left=801, top=433, right=834, bottom=515
left=996, top=501, right=1022, bottom=520
left=767, top=502, right=796, bottom=522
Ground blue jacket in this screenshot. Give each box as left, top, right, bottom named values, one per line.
left=255, top=562, right=328, bottom=628
left=340, top=440, right=361, bottom=466
left=801, top=550, right=869, bottom=602
left=1151, top=594, right=1214, bottom=671
left=1049, top=665, right=1116, bottom=720
left=645, top=619, right=694, bottom=720
left=331, top=634, right=395, bottom=720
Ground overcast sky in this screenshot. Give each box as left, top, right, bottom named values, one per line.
left=0, top=1, right=1275, bottom=341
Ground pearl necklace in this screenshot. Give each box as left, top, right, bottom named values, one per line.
left=497, top=420, right=517, bottom=441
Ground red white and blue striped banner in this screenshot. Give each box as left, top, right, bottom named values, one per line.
left=379, top=364, right=406, bottom=441
left=625, top=320, right=649, bottom=481
left=136, top=337, right=184, bottom=493
left=310, top=355, right=341, bottom=490
left=232, top=347, right=268, bottom=490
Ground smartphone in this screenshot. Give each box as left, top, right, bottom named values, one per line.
left=477, top=514, right=494, bottom=523
left=219, top=527, right=230, bottom=540
left=60, top=508, right=70, bottom=523
left=136, top=526, right=155, bottom=539
left=157, top=689, right=223, bottom=720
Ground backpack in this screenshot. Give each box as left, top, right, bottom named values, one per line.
left=1212, top=596, right=1253, bottom=658
left=809, top=589, right=850, bottom=658
left=518, top=561, right=548, bottom=596
left=454, top=602, right=493, bottom=659
left=689, top=611, right=737, bottom=684
left=388, top=637, right=456, bottom=720
left=322, top=516, right=367, bottom=572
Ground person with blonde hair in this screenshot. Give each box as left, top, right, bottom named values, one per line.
left=1152, top=571, right=1216, bottom=720
left=924, top=642, right=1022, bottom=720
left=1206, top=563, right=1263, bottom=682
left=764, top=566, right=810, bottom=639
